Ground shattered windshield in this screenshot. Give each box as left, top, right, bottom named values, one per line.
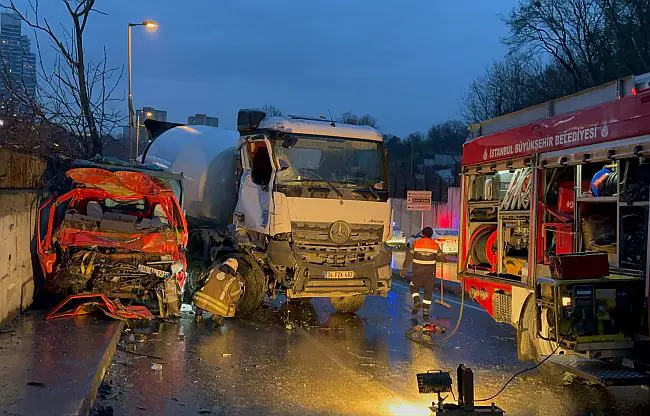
left=273, top=135, right=386, bottom=186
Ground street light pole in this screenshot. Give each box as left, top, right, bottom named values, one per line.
left=127, top=20, right=158, bottom=162
left=128, top=24, right=133, bottom=161
left=135, top=111, right=141, bottom=159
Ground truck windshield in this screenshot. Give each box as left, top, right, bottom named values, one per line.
left=273, top=135, right=386, bottom=186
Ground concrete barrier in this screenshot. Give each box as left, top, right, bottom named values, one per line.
left=0, top=149, right=46, bottom=325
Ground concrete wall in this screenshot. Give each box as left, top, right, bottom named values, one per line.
left=0, top=149, right=46, bottom=324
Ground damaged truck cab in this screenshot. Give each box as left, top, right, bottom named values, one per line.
left=38, top=161, right=188, bottom=317
left=144, top=110, right=392, bottom=314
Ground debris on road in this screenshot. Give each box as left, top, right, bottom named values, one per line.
left=405, top=322, right=447, bottom=345
left=151, top=363, right=163, bottom=371
left=45, top=293, right=155, bottom=321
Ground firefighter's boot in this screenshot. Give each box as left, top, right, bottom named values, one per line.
left=411, top=293, right=422, bottom=316
left=423, top=299, right=431, bottom=320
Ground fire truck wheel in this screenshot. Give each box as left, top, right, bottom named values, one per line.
left=223, top=254, right=267, bottom=317
left=330, top=295, right=366, bottom=314
left=519, top=295, right=556, bottom=362
left=517, top=295, right=537, bottom=361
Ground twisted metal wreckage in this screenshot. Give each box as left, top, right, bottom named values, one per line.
left=36, top=162, right=188, bottom=320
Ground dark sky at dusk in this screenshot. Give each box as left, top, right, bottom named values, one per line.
left=24, top=0, right=518, bottom=137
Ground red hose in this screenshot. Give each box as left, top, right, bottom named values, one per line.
left=468, top=225, right=497, bottom=269
left=485, top=230, right=497, bottom=270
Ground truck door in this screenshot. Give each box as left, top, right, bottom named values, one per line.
left=234, top=138, right=275, bottom=234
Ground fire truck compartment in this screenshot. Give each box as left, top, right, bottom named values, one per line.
left=536, top=276, right=646, bottom=352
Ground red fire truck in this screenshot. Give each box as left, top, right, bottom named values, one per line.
left=459, top=72, right=650, bottom=386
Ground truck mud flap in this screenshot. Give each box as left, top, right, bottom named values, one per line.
left=543, top=354, right=650, bottom=386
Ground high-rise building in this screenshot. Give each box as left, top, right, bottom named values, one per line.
left=0, top=12, right=36, bottom=111
left=122, top=106, right=167, bottom=160
left=188, top=113, right=218, bottom=127
left=139, top=106, right=167, bottom=123
left=122, top=106, right=167, bottom=139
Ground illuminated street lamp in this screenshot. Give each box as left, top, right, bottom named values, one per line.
left=128, top=19, right=158, bottom=161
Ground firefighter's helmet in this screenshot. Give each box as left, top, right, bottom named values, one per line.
left=219, top=258, right=239, bottom=275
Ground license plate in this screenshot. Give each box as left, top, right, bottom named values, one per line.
left=138, top=264, right=171, bottom=278
left=324, top=270, right=355, bottom=279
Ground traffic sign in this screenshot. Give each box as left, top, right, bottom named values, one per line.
left=407, top=190, right=432, bottom=211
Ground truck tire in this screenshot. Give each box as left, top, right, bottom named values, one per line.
left=219, top=253, right=267, bottom=317
left=518, top=294, right=556, bottom=362
left=330, top=295, right=366, bottom=314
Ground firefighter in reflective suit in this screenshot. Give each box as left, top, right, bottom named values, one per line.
left=193, top=258, right=243, bottom=325
left=400, top=227, right=440, bottom=320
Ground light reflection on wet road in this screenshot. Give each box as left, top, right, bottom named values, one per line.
left=95, top=271, right=650, bottom=415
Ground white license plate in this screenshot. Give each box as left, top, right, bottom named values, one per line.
left=323, top=270, right=355, bottom=279
left=138, top=264, right=171, bottom=278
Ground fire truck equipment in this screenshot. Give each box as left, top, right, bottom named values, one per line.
left=406, top=322, right=447, bottom=345
left=549, top=252, right=610, bottom=280
left=590, top=166, right=618, bottom=197
left=557, top=182, right=576, bottom=214
left=468, top=226, right=497, bottom=270
left=501, top=168, right=532, bottom=211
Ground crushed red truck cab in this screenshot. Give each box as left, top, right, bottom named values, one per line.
left=37, top=161, right=188, bottom=317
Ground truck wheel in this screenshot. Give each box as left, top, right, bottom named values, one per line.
left=517, top=295, right=537, bottom=361
left=220, top=254, right=266, bottom=317
left=330, top=295, right=366, bottom=314
left=518, top=295, right=556, bottom=362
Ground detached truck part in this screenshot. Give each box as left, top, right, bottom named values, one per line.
left=143, top=110, right=392, bottom=314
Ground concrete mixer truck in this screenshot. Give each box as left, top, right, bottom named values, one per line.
left=142, top=109, right=392, bottom=314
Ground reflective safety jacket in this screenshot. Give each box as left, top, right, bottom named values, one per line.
left=192, top=267, right=243, bottom=318
left=403, top=236, right=440, bottom=278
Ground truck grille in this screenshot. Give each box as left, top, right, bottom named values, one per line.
left=296, top=243, right=380, bottom=266
left=291, top=221, right=384, bottom=245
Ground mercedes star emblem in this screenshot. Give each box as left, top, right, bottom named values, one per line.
left=329, top=220, right=351, bottom=244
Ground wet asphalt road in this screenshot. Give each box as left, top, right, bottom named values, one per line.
left=93, top=264, right=650, bottom=416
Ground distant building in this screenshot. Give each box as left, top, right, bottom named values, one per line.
left=188, top=113, right=218, bottom=127
left=122, top=106, right=167, bottom=160
left=0, top=12, right=36, bottom=112
left=139, top=106, right=167, bottom=123
left=122, top=106, right=167, bottom=139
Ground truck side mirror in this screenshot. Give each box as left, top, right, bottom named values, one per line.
left=373, top=181, right=386, bottom=190
left=278, top=158, right=290, bottom=171
left=282, top=135, right=298, bottom=148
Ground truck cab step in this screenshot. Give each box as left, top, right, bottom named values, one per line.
left=543, top=354, right=650, bottom=386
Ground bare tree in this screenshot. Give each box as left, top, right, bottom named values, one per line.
left=262, top=104, right=283, bottom=117
left=504, top=0, right=609, bottom=90
left=426, top=120, right=466, bottom=155
left=2, top=0, right=124, bottom=156
left=339, top=112, right=378, bottom=128
left=462, top=0, right=650, bottom=124
left=460, top=55, right=548, bottom=123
